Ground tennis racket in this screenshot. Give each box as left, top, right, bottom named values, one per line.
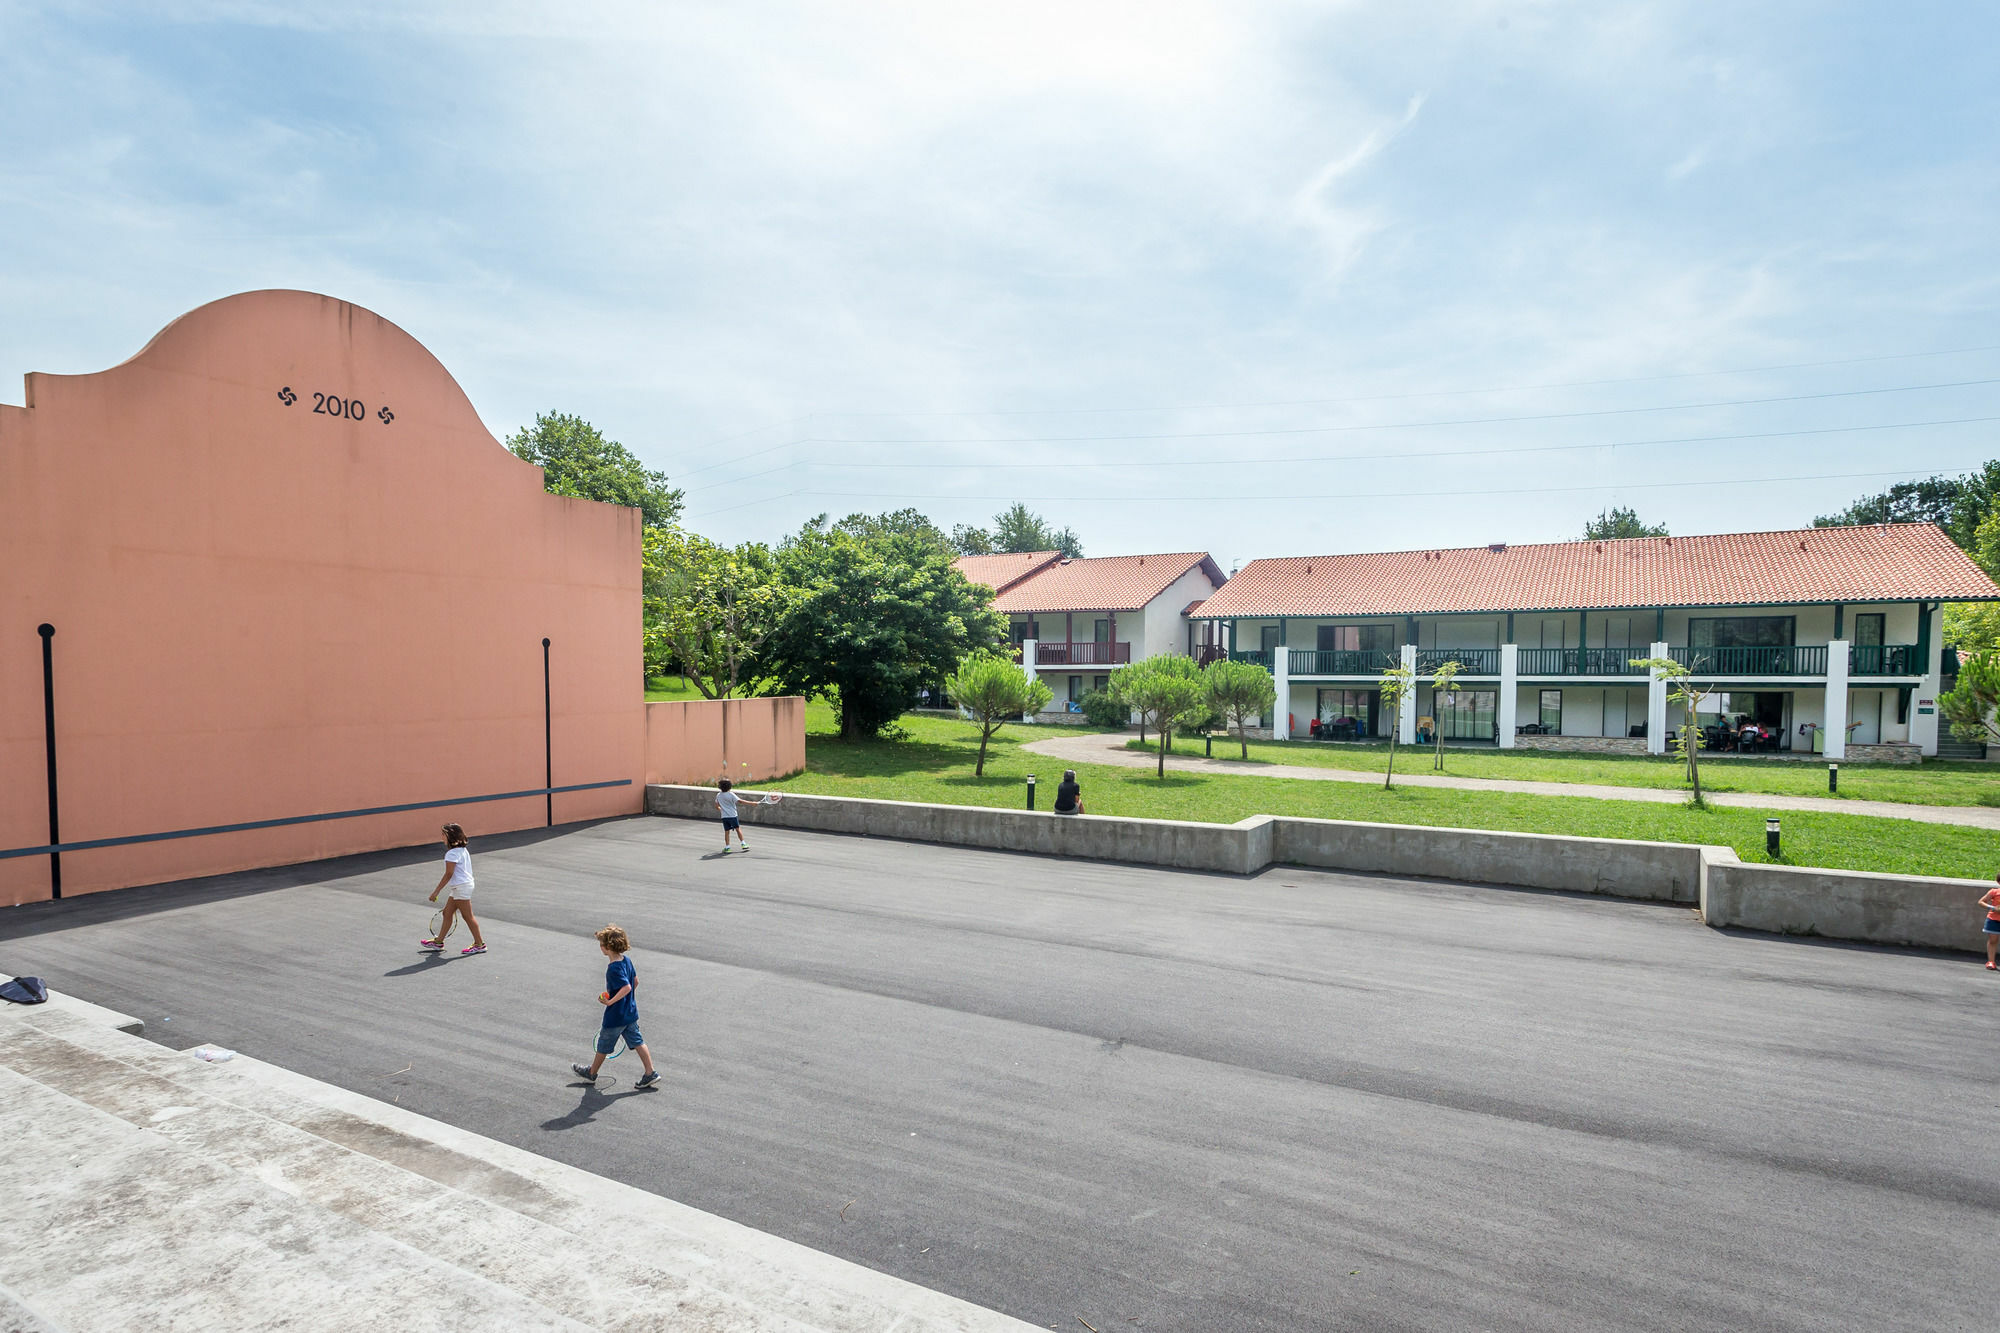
left=426, top=905, right=456, bottom=947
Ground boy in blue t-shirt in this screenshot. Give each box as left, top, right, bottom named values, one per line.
left=571, top=924, right=659, bottom=1088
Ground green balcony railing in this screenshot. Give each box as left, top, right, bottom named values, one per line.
left=1413, top=648, right=1500, bottom=675
left=1229, top=649, right=1271, bottom=667
left=1515, top=648, right=1650, bottom=676
left=1285, top=648, right=1398, bottom=675
left=1669, top=645, right=1828, bottom=676
left=1850, top=644, right=1922, bottom=676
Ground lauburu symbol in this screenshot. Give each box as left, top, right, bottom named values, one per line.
left=377, top=406, right=395, bottom=424
left=277, top=386, right=296, bottom=406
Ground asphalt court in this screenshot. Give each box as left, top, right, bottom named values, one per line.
left=1, top=816, right=1994, bottom=1332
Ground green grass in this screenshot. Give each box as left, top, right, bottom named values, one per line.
left=1121, top=733, right=2000, bottom=808
left=750, top=705, right=1996, bottom=880
left=644, top=675, right=706, bottom=702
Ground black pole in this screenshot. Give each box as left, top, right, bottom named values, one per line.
left=542, top=638, right=553, bottom=827
left=38, top=624, right=61, bottom=900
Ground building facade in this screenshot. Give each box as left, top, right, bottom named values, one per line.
left=1190, top=526, right=2000, bottom=760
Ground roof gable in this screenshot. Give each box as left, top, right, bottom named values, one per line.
left=952, top=550, right=1061, bottom=595
left=992, top=551, right=1225, bottom=614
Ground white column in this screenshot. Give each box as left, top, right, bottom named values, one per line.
left=1497, top=643, right=1518, bottom=748
left=1911, top=605, right=1942, bottom=756
left=1824, top=638, right=1850, bottom=760
left=1398, top=643, right=1418, bottom=745
left=1021, top=639, right=1038, bottom=724
left=1273, top=644, right=1291, bottom=741
left=1646, top=641, right=1669, bottom=755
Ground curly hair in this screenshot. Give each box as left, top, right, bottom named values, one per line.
left=595, top=924, right=630, bottom=954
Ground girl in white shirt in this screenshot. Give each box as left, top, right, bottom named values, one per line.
left=424, top=823, right=487, bottom=955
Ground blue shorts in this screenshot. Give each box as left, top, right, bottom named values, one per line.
left=721, top=816, right=740, bottom=830
left=1984, top=918, right=2000, bottom=935
left=597, top=1022, right=644, bottom=1055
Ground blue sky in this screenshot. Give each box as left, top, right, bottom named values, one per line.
left=4, top=1, right=1996, bottom=570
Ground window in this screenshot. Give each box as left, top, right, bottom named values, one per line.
left=1854, top=613, right=1885, bottom=647
left=1688, top=616, right=1794, bottom=648
left=1094, top=619, right=1110, bottom=643
left=1317, top=624, right=1396, bottom=652
left=1260, top=623, right=1281, bottom=655
left=1437, top=690, right=1498, bottom=740
left=1010, top=619, right=1040, bottom=643
left=1316, top=688, right=1378, bottom=735
left=1539, top=690, right=1562, bottom=732
left=1068, top=676, right=1082, bottom=705
left=1093, top=675, right=1109, bottom=694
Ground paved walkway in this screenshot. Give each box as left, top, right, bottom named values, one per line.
left=1022, top=731, right=2000, bottom=830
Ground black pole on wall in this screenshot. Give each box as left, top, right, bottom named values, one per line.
left=38, top=623, right=61, bottom=900
left=542, top=638, right=553, bottom=827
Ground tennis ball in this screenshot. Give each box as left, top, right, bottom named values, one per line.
left=599, top=991, right=610, bottom=1002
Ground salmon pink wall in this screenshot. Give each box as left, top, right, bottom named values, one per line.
left=1, top=291, right=646, bottom=905
left=643, top=697, right=806, bottom=788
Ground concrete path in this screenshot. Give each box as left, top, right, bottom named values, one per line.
left=0, top=977, right=1036, bottom=1332
left=4, top=817, right=1998, bottom=1332
left=1023, top=731, right=2000, bottom=829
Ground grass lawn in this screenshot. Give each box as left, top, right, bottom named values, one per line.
left=644, top=676, right=705, bottom=702
left=1121, top=733, right=2000, bottom=808
left=752, top=705, right=1997, bottom=881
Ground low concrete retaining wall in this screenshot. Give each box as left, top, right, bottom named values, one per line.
left=1703, top=861, right=1993, bottom=953
left=645, top=786, right=1700, bottom=902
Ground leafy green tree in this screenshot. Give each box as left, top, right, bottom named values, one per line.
left=950, top=523, right=995, bottom=555
left=1631, top=656, right=1714, bottom=804
left=1941, top=648, right=2000, bottom=748
left=1812, top=463, right=2000, bottom=549
left=1429, top=659, right=1463, bottom=770
left=945, top=651, right=1052, bottom=776
left=506, top=412, right=683, bottom=528
left=762, top=513, right=1006, bottom=739
left=1944, top=502, right=2000, bottom=649
left=643, top=528, right=788, bottom=698
left=1377, top=664, right=1415, bottom=790
left=1202, top=658, right=1275, bottom=759
left=1112, top=656, right=1208, bottom=776
left=1583, top=507, right=1668, bottom=540
left=989, top=503, right=1084, bottom=558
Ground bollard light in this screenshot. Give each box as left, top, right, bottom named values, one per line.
left=1206, top=732, right=1213, bottom=758
left=1828, top=763, right=1838, bottom=794
left=1026, top=774, right=1036, bottom=810
left=1765, top=816, right=1781, bottom=858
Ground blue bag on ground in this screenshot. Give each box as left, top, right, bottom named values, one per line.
left=0, top=976, right=49, bottom=1004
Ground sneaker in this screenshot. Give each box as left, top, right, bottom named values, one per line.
left=636, top=1070, right=660, bottom=1089
left=461, top=943, right=487, bottom=956
left=738, top=843, right=750, bottom=853
left=419, top=938, right=443, bottom=952
left=571, top=1063, right=596, bottom=1082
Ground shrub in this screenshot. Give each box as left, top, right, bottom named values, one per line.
left=1079, top=689, right=1129, bottom=729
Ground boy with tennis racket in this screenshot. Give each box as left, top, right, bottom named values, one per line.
left=715, top=777, right=780, bottom=853
left=572, top=924, right=659, bottom=1088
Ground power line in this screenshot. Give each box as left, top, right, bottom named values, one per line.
left=681, top=414, right=1999, bottom=490
left=685, top=461, right=1990, bottom=520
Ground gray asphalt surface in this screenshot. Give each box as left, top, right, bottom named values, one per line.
left=1, top=816, right=1994, bottom=1332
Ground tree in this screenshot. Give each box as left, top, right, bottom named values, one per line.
left=1583, top=507, right=1668, bottom=540
left=761, top=513, right=1007, bottom=740
left=1203, top=658, right=1276, bottom=760
left=1941, top=647, right=2000, bottom=749
left=643, top=528, right=789, bottom=698
left=1812, top=464, right=2000, bottom=549
left=506, top=412, right=683, bottom=528
left=950, top=523, right=994, bottom=556
left=1377, top=664, right=1415, bottom=789
left=1111, top=656, right=1208, bottom=777
left=1429, top=659, right=1463, bottom=770
left=989, top=503, right=1084, bottom=558
left=1630, top=656, right=1713, bottom=804
left=1944, top=501, right=2000, bottom=650
left=945, top=652, right=1052, bottom=776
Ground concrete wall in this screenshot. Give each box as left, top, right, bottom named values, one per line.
left=2, top=290, right=644, bottom=904
left=1703, top=861, right=1994, bottom=953
left=649, top=787, right=1991, bottom=953
left=642, top=697, right=806, bottom=787
left=644, top=786, right=1703, bottom=902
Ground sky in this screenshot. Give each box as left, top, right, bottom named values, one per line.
left=3, top=1, right=1997, bottom=573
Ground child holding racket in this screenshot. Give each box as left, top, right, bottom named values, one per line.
left=572, top=924, right=658, bottom=1088
left=715, top=777, right=780, bottom=853
left=1980, top=875, right=2000, bottom=971
left=421, top=823, right=487, bottom=956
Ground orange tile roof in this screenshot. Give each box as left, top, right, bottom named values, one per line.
left=1194, top=524, right=2000, bottom=618
left=992, top=551, right=1224, bottom=614
left=953, top=550, right=1060, bottom=594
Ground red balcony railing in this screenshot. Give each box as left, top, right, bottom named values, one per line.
left=1034, top=641, right=1132, bottom=666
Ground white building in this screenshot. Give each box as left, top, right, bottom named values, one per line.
left=1189, top=524, right=2000, bottom=760
left=956, top=550, right=1226, bottom=719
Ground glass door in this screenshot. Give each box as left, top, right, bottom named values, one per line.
left=1438, top=690, right=1498, bottom=740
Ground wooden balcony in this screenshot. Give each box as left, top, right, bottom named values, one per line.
left=1034, top=641, right=1132, bottom=666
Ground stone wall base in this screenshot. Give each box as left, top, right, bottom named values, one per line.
left=1512, top=734, right=1648, bottom=755
left=1844, top=742, right=1922, bottom=765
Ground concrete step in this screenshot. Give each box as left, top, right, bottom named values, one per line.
left=0, top=984, right=1037, bottom=1333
